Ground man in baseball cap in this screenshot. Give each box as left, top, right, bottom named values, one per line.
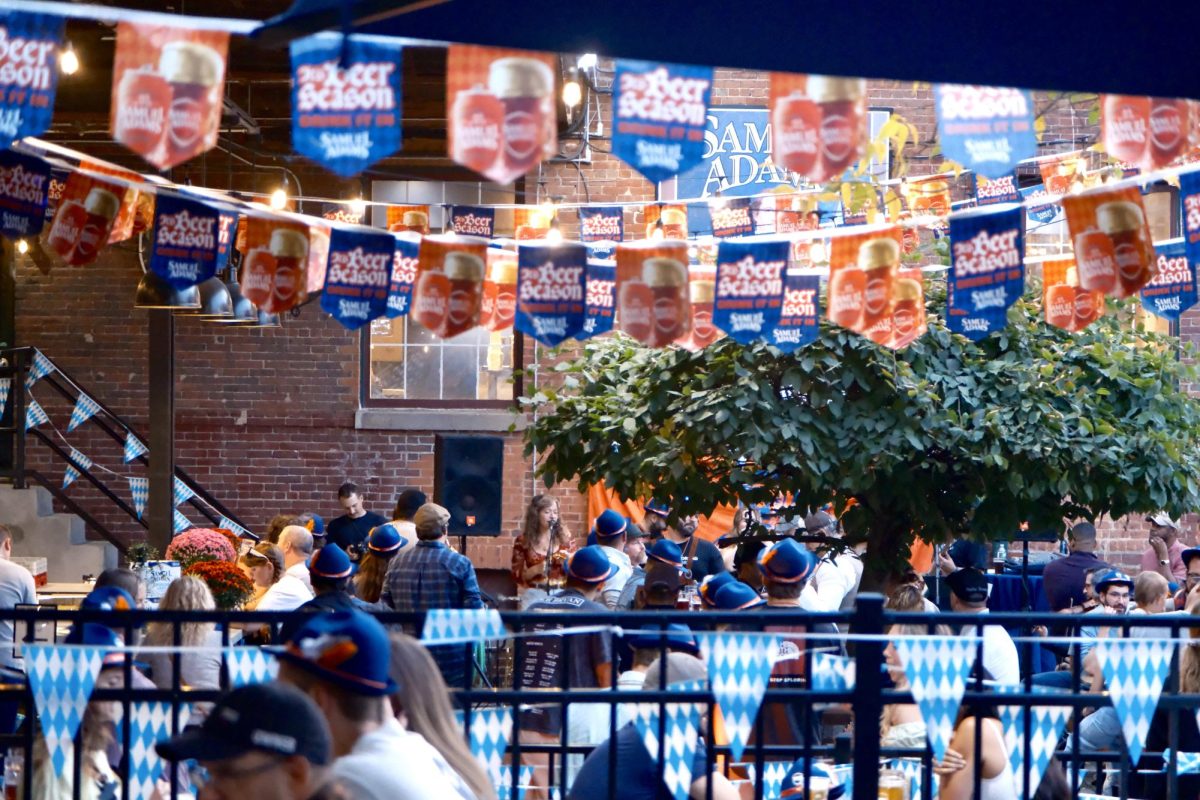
left=1143, top=512, right=1187, bottom=585
left=592, top=510, right=634, bottom=610
left=157, top=682, right=334, bottom=799
left=1079, top=569, right=1134, bottom=660
left=278, top=543, right=368, bottom=642
left=946, top=567, right=1018, bottom=685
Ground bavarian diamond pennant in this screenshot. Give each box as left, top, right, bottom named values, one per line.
left=1163, top=749, right=1200, bottom=775
left=25, top=644, right=104, bottom=775
left=128, top=702, right=191, bottom=800
left=811, top=652, right=856, bottom=692
left=1094, top=637, right=1175, bottom=763
left=895, top=636, right=975, bottom=762
left=25, top=397, right=48, bottom=431
left=225, top=648, right=279, bottom=688
left=124, top=431, right=148, bottom=463
left=25, top=349, right=54, bottom=388
left=172, top=477, right=194, bottom=508
left=496, top=764, right=535, bottom=800
left=760, top=761, right=791, bottom=800
left=0, top=378, right=9, bottom=419
left=66, top=393, right=100, bottom=432
left=466, top=707, right=512, bottom=787
left=996, top=685, right=1071, bottom=796
left=421, top=608, right=505, bottom=644
left=173, top=509, right=192, bottom=534
left=61, top=448, right=91, bottom=490
left=699, top=632, right=778, bottom=761
left=128, top=477, right=148, bottom=519
left=629, top=680, right=706, bottom=800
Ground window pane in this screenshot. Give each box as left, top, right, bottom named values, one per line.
left=367, top=316, right=515, bottom=403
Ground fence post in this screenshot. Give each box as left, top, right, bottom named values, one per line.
left=851, top=592, right=884, bottom=799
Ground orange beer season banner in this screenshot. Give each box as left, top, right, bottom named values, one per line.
left=826, top=224, right=904, bottom=347
left=1062, top=186, right=1156, bottom=299
left=238, top=215, right=311, bottom=314
left=1043, top=257, right=1104, bottom=332
left=616, top=240, right=692, bottom=348
left=413, top=234, right=489, bottom=339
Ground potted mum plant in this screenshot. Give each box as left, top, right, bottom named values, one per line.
left=184, top=560, right=254, bottom=610
left=164, top=528, right=237, bottom=570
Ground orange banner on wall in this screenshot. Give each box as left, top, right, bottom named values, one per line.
left=585, top=484, right=734, bottom=543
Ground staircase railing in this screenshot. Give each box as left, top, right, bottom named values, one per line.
left=0, top=346, right=250, bottom=554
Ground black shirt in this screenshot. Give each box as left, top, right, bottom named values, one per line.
left=568, top=723, right=710, bottom=800
left=326, top=511, right=388, bottom=552
left=678, top=536, right=727, bottom=584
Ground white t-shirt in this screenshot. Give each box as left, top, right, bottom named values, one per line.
left=0, top=558, right=36, bottom=670
left=600, top=547, right=633, bottom=610
left=254, top=564, right=314, bottom=612
left=961, top=611, right=1020, bottom=686
left=801, top=556, right=857, bottom=613
left=333, top=717, right=475, bottom=800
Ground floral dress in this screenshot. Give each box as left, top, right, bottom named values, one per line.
left=510, top=532, right=576, bottom=592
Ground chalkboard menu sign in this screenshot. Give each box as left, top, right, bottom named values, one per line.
left=519, top=622, right=565, bottom=735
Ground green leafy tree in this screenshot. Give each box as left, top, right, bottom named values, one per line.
left=523, top=289, right=1200, bottom=581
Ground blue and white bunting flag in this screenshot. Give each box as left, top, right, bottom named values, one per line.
left=895, top=637, right=975, bottom=762
left=172, top=476, right=194, bottom=508
left=62, top=448, right=91, bottom=490
left=128, top=702, right=191, bottom=800
left=1162, top=749, right=1200, bottom=775
left=128, top=477, right=148, bottom=519
left=217, top=516, right=249, bottom=537
left=760, top=761, right=791, bottom=800
left=996, top=685, right=1071, bottom=797
left=25, top=644, right=104, bottom=776
left=465, top=706, right=512, bottom=787
left=225, top=648, right=279, bottom=688
left=811, top=653, right=856, bottom=693
left=124, top=431, right=148, bottom=463
left=1093, top=638, right=1175, bottom=764
left=0, top=377, right=10, bottom=420
left=629, top=679, right=705, bottom=800
left=495, top=765, right=534, bottom=800
left=25, top=397, right=48, bottom=431
left=66, top=393, right=100, bottom=432
left=25, top=349, right=54, bottom=388
left=422, top=608, right=505, bottom=644
left=173, top=509, right=192, bottom=534
left=699, top=632, right=778, bottom=761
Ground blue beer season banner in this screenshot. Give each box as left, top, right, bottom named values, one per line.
left=1180, top=172, right=1200, bottom=289
left=42, top=165, right=67, bottom=226
left=321, top=203, right=365, bottom=225
left=579, top=206, right=623, bottom=260
left=935, top=85, right=1036, bottom=179
left=612, top=60, right=713, bottom=184
left=1140, top=240, right=1196, bottom=321
left=710, top=197, right=754, bottom=238
left=579, top=260, right=616, bottom=340
left=321, top=226, right=393, bottom=329
left=449, top=205, right=495, bottom=238
left=291, top=34, right=402, bottom=177
left=149, top=194, right=220, bottom=290
left=713, top=239, right=787, bottom=344
left=214, top=211, right=237, bottom=274
left=0, top=149, right=49, bottom=238
left=0, top=12, right=63, bottom=140
left=1019, top=183, right=1062, bottom=226
left=515, top=242, right=587, bottom=346
left=947, top=203, right=1025, bottom=340
left=973, top=173, right=1020, bottom=206
left=770, top=273, right=820, bottom=352
left=386, top=234, right=419, bottom=318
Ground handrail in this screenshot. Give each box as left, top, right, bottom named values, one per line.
left=0, top=345, right=248, bottom=550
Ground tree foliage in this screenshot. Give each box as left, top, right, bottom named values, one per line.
left=523, top=287, right=1200, bottom=577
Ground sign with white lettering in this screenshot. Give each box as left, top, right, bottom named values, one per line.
left=0, top=12, right=62, bottom=140
left=713, top=239, right=788, bottom=344
left=1140, top=240, right=1195, bottom=321
left=935, top=85, right=1036, bottom=179
left=612, top=60, right=713, bottom=184
left=386, top=233, right=419, bottom=318
left=149, top=194, right=220, bottom=290
left=770, top=273, right=821, bottom=353
left=291, top=34, right=402, bottom=177
left=578, top=260, right=616, bottom=340
left=0, top=149, right=48, bottom=238
left=973, top=173, right=1020, bottom=206
left=515, top=242, right=587, bottom=346
left=449, top=205, right=495, bottom=238
left=321, top=226, right=393, bottom=329
left=947, top=204, right=1025, bottom=340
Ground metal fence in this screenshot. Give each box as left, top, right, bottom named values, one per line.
left=0, top=597, right=1193, bottom=799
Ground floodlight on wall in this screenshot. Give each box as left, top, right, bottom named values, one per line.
left=212, top=276, right=258, bottom=324
left=134, top=271, right=200, bottom=310
left=187, top=276, right=234, bottom=318
left=253, top=309, right=282, bottom=328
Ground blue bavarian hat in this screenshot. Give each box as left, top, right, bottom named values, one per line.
left=367, top=523, right=407, bottom=554
left=305, top=513, right=326, bottom=537
left=623, top=623, right=700, bottom=656
left=586, top=531, right=598, bottom=546
left=644, top=498, right=672, bottom=518
left=307, top=543, right=357, bottom=579
left=699, top=572, right=736, bottom=608
left=565, top=545, right=619, bottom=584
left=272, top=610, right=397, bottom=696
left=1094, top=568, right=1134, bottom=593
left=592, top=509, right=629, bottom=541
left=1183, top=547, right=1200, bottom=568
left=757, top=538, right=817, bottom=584
left=647, top=539, right=687, bottom=571
left=780, top=761, right=845, bottom=800
left=82, top=586, right=136, bottom=613
left=709, top=580, right=765, bottom=611
left=65, top=622, right=145, bottom=669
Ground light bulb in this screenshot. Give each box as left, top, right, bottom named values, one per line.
left=59, top=43, right=79, bottom=76
left=562, top=80, right=582, bottom=109
left=546, top=224, right=563, bottom=243
left=269, top=187, right=288, bottom=210
left=810, top=241, right=827, bottom=264
left=577, top=53, right=598, bottom=71
left=15, top=239, right=28, bottom=255
left=650, top=223, right=665, bottom=242
left=349, top=197, right=367, bottom=216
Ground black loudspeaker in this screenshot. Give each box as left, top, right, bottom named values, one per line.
left=435, top=435, right=504, bottom=536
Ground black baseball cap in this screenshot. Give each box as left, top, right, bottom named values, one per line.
left=946, top=567, right=989, bottom=604
left=156, top=683, right=331, bottom=766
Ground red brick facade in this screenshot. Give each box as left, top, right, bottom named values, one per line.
left=10, top=70, right=1191, bottom=573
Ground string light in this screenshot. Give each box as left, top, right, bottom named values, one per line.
left=546, top=216, right=563, bottom=243
left=810, top=241, right=827, bottom=264
left=269, top=186, right=288, bottom=210
left=349, top=196, right=367, bottom=216
left=59, top=41, right=79, bottom=75
left=562, top=76, right=582, bottom=110
left=651, top=218, right=665, bottom=241
left=15, top=239, right=28, bottom=255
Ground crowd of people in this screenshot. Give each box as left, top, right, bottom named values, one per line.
left=0, top=482, right=1197, bottom=799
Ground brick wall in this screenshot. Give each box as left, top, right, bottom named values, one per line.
left=9, top=68, right=1189, bottom=574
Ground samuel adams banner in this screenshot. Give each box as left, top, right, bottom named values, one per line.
left=515, top=242, right=587, bottom=346
left=449, top=205, right=495, bottom=238
left=935, top=85, right=1036, bottom=179
left=713, top=239, right=787, bottom=344
left=321, top=226, right=393, bottom=329
left=579, top=259, right=616, bottom=340
left=1140, top=240, right=1196, bottom=321
left=770, top=273, right=820, bottom=353
left=947, top=204, right=1025, bottom=341
left=291, top=34, right=402, bottom=177
left=0, top=149, right=49, bottom=238
left=612, top=60, right=713, bottom=184
left=0, top=12, right=63, bottom=140
left=149, top=193, right=220, bottom=290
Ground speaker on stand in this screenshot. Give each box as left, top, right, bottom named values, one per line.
left=434, top=435, right=505, bottom=558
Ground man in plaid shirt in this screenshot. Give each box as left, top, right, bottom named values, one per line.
left=381, top=502, right=483, bottom=688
